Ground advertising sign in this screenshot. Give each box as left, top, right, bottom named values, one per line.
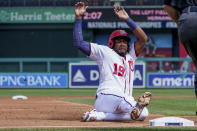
left=69, top=62, right=145, bottom=88
left=69, top=63, right=99, bottom=88
left=82, top=7, right=177, bottom=29
left=0, top=73, right=68, bottom=88
left=134, top=63, right=145, bottom=87
left=148, top=73, right=194, bottom=88
left=0, top=8, right=75, bottom=23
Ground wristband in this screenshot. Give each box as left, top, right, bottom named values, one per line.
left=75, top=18, right=82, bottom=23
left=126, top=18, right=137, bottom=31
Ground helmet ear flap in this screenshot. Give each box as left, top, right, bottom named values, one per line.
left=109, top=39, right=114, bottom=49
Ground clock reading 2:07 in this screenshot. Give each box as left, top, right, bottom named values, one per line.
left=83, top=11, right=102, bottom=20
left=82, top=8, right=176, bottom=29
left=83, top=8, right=171, bottom=22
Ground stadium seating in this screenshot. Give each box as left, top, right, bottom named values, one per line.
left=0, top=0, right=9, bottom=7
left=25, top=0, right=39, bottom=7
left=0, top=0, right=163, bottom=7
left=40, top=0, right=54, bottom=6
left=10, top=0, right=24, bottom=7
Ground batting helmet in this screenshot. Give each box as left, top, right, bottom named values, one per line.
left=108, top=30, right=131, bottom=49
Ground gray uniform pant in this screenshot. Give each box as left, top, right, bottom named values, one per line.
left=178, top=10, right=197, bottom=97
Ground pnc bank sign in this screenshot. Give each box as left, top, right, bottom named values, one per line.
left=0, top=73, right=68, bottom=88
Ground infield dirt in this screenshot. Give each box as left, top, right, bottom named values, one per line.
left=0, top=96, right=196, bottom=128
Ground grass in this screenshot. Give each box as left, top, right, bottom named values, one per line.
left=148, top=97, right=197, bottom=116
left=0, top=88, right=195, bottom=97
left=132, top=88, right=195, bottom=96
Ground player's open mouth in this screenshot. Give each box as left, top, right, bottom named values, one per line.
left=119, top=48, right=126, bottom=52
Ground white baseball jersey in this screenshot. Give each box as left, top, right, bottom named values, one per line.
left=89, top=43, right=137, bottom=98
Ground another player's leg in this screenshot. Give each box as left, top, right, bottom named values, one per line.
left=195, top=72, right=197, bottom=115
left=145, top=46, right=150, bottom=56
left=152, top=45, right=157, bottom=56
left=182, top=41, right=197, bottom=115
left=195, top=72, right=197, bottom=98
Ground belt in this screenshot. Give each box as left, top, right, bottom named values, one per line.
left=182, top=6, right=197, bottom=13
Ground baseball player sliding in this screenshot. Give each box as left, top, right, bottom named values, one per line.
left=73, top=2, right=152, bottom=121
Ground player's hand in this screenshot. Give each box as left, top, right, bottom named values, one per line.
left=114, top=6, right=129, bottom=21
left=75, top=2, right=88, bottom=19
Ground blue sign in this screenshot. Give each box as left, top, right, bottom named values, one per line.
left=148, top=73, right=195, bottom=88
left=0, top=73, right=68, bottom=88
left=69, top=62, right=145, bottom=88
left=133, top=63, right=145, bottom=87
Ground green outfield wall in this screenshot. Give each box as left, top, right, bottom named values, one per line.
left=0, top=57, right=194, bottom=88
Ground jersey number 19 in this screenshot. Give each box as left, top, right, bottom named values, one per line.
left=113, top=63, right=125, bottom=77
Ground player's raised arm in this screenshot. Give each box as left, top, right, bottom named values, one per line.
left=73, top=2, right=90, bottom=56
left=114, top=6, right=147, bottom=55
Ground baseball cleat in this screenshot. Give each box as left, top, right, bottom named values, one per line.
left=81, top=109, right=97, bottom=122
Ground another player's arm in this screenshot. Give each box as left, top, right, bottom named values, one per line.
left=114, top=6, right=147, bottom=55
left=73, top=2, right=90, bottom=56
left=163, top=4, right=180, bottom=24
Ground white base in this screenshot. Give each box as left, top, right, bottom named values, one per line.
left=12, top=95, right=28, bottom=100
left=149, top=117, right=194, bottom=127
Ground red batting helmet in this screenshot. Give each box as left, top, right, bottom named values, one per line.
left=108, top=30, right=131, bottom=48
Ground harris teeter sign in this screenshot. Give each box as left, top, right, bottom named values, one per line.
left=0, top=8, right=75, bottom=23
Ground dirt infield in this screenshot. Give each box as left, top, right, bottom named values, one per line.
left=0, top=96, right=196, bottom=128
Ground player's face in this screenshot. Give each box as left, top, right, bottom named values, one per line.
left=114, top=38, right=128, bottom=57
